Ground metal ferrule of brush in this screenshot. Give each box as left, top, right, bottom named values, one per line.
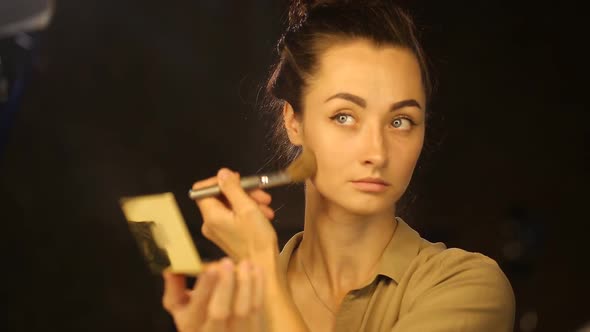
left=188, top=171, right=292, bottom=200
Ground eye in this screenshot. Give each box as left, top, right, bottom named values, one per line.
left=391, top=117, right=414, bottom=129
left=330, top=113, right=355, bottom=125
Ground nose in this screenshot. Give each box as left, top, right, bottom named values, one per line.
left=360, top=123, right=388, bottom=168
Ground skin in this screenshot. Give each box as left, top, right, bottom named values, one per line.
left=162, top=38, right=426, bottom=332
left=163, top=259, right=266, bottom=332
left=283, top=39, right=426, bottom=330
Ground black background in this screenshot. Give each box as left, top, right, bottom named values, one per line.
left=1, top=0, right=588, bottom=331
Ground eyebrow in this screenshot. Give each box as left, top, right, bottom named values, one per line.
left=324, top=92, right=422, bottom=111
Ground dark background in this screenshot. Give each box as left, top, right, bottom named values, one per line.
left=1, top=0, right=588, bottom=331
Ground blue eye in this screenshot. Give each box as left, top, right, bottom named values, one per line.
left=392, top=118, right=413, bottom=129
left=331, top=113, right=355, bottom=125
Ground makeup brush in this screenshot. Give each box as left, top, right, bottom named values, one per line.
left=188, top=149, right=316, bottom=200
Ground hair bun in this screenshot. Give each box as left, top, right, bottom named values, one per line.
left=287, top=0, right=312, bottom=31
left=288, top=0, right=411, bottom=31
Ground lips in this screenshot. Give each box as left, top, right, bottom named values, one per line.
left=352, top=177, right=391, bottom=185
left=350, top=177, right=391, bottom=193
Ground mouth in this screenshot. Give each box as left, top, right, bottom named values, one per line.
left=350, top=177, right=391, bottom=193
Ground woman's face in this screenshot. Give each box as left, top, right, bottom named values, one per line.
left=285, top=39, right=426, bottom=216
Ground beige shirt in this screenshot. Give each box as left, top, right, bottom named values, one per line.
left=278, top=218, right=515, bottom=332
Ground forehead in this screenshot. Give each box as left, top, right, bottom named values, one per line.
left=306, top=39, right=425, bottom=105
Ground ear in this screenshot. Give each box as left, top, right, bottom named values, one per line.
left=282, top=102, right=303, bottom=146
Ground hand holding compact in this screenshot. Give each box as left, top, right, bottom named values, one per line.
left=162, top=258, right=265, bottom=332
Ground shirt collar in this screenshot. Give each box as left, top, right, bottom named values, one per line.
left=278, top=217, right=423, bottom=284
left=376, top=217, right=422, bottom=283
left=278, top=230, right=303, bottom=276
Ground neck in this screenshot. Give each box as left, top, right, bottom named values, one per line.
left=297, top=180, right=397, bottom=298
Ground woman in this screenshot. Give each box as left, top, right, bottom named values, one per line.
left=162, top=1, right=515, bottom=331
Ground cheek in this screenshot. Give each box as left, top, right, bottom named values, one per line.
left=303, top=121, right=354, bottom=186
left=312, top=135, right=351, bottom=182
left=390, top=134, right=424, bottom=182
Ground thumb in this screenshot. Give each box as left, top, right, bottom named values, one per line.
left=162, top=270, right=189, bottom=311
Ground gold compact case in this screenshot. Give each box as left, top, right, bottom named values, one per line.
left=119, top=192, right=202, bottom=275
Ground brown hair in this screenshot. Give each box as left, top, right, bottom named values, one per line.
left=263, top=0, right=432, bottom=166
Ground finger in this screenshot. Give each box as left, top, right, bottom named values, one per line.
left=200, top=261, right=218, bottom=271
left=201, top=318, right=225, bottom=332
left=217, top=169, right=259, bottom=215
left=206, top=258, right=236, bottom=323
left=162, top=270, right=190, bottom=312
left=248, top=189, right=272, bottom=205
left=247, top=264, right=265, bottom=332
left=258, top=204, right=275, bottom=220
left=192, top=175, right=218, bottom=191
left=190, top=262, right=220, bottom=301
left=191, top=175, right=226, bottom=206
left=192, top=175, right=233, bottom=220
left=185, top=264, right=220, bottom=322
left=195, top=194, right=233, bottom=221
left=251, top=264, right=264, bottom=311
left=233, top=260, right=252, bottom=317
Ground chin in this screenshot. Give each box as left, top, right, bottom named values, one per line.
left=313, top=180, right=399, bottom=216
left=337, top=195, right=396, bottom=216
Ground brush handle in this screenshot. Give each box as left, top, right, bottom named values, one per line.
left=188, top=171, right=292, bottom=200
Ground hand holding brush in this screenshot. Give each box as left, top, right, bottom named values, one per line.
left=188, top=149, right=316, bottom=200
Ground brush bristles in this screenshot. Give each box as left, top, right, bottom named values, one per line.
left=285, top=149, right=317, bottom=182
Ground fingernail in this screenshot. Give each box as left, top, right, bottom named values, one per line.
left=218, top=169, right=231, bottom=182
left=249, top=263, right=258, bottom=273
left=241, top=260, right=251, bottom=273
left=203, top=269, right=215, bottom=280
left=221, top=258, right=234, bottom=271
